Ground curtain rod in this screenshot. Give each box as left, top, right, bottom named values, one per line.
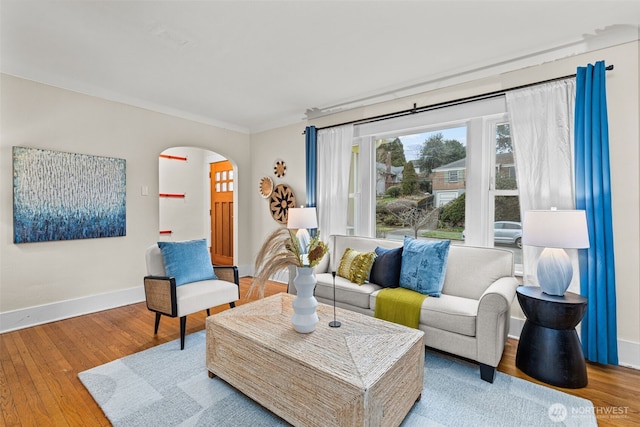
left=305, top=64, right=614, bottom=133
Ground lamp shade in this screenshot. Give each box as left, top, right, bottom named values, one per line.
left=287, top=207, right=317, bottom=230
left=522, top=210, right=590, bottom=249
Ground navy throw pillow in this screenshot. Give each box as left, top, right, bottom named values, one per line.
left=369, top=246, right=403, bottom=288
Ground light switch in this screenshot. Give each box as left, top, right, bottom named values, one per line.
left=141, top=185, right=149, bottom=196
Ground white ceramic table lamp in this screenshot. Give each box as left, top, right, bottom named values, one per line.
left=286, top=207, right=318, bottom=255
left=522, top=209, right=590, bottom=296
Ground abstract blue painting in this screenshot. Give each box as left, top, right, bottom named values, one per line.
left=12, top=147, right=126, bottom=243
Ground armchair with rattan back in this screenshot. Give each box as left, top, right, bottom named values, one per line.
left=144, top=242, right=239, bottom=349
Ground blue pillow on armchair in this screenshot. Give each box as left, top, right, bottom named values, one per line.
left=369, top=246, right=403, bottom=288
left=157, top=239, right=218, bottom=286
left=399, top=237, right=450, bottom=297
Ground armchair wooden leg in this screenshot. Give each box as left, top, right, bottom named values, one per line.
left=154, top=312, right=161, bottom=334
left=180, top=316, right=187, bottom=350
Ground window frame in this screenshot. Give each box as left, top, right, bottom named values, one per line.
left=348, top=97, right=517, bottom=253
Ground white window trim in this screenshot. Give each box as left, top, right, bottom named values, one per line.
left=350, top=97, right=518, bottom=254
left=487, top=115, right=523, bottom=274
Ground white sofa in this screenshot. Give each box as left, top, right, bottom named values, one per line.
left=288, top=234, right=519, bottom=382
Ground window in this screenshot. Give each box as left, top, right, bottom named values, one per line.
left=346, top=145, right=359, bottom=235
left=346, top=96, right=522, bottom=272
left=491, top=121, right=521, bottom=268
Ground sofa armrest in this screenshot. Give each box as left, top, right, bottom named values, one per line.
left=475, top=276, right=519, bottom=367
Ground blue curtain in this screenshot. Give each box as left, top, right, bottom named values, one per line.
left=305, top=126, right=317, bottom=236
left=574, top=61, right=618, bottom=365
left=305, top=126, right=317, bottom=207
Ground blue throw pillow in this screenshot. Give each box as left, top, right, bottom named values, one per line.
left=369, top=246, right=403, bottom=288
left=157, top=239, right=218, bottom=286
left=399, top=237, right=450, bottom=297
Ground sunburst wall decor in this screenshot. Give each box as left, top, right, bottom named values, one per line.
left=259, top=176, right=273, bottom=198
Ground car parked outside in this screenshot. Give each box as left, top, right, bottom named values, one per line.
left=493, top=221, right=522, bottom=248
left=462, top=221, right=522, bottom=248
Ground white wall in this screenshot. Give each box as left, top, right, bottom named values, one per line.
left=0, top=74, right=252, bottom=331
left=158, top=147, right=227, bottom=244
left=249, top=123, right=307, bottom=281
left=250, top=41, right=640, bottom=367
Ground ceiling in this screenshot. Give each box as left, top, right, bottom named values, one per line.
left=2, top=1, right=639, bottom=134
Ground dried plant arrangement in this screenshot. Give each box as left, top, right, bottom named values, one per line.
left=249, top=228, right=328, bottom=298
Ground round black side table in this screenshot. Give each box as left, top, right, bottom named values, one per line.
left=515, top=286, right=588, bottom=388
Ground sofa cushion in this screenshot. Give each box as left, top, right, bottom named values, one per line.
left=369, top=246, right=403, bottom=288
left=369, top=291, right=478, bottom=337
left=420, top=294, right=478, bottom=336
left=315, top=272, right=380, bottom=309
left=337, top=248, right=376, bottom=285
left=157, top=239, right=218, bottom=286
left=399, top=237, right=450, bottom=297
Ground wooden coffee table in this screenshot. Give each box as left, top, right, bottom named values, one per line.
left=206, top=293, right=424, bottom=427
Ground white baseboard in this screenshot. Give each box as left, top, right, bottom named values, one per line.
left=508, top=316, right=526, bottom=339
left=0, top=286, right=146, bottom=333
left=508, top=317, right=639, bottom=370
left=617, top=339, right=640, bottom=370
left=240, top=264, right=289, bottom=285
left=1, top=263, right=254, bottom=334
left=237, top=263, right=253, bottom=279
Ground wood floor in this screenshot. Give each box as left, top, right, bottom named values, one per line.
left=1, top=278, right=638, bottom=426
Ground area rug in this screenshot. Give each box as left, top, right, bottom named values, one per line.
left=79, top=331, right=597, bottom=426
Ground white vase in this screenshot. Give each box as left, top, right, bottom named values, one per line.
left=291, top=266, right=319, bottom=333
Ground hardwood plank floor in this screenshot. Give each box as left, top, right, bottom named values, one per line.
left=1, top=278, right=638, bottom=426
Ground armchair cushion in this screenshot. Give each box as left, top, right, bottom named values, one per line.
left=399, top=237, right=450, bottom=297
left=157, top=239, right=217, bottom=286
left=176, top=279, right=239, bottom=317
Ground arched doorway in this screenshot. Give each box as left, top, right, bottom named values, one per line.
left=158, top=147, right=235, bottom=265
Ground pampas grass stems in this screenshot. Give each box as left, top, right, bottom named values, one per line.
left=249, top=228, right=301, bottom=299
left=249, top=228, right=328, bottom=300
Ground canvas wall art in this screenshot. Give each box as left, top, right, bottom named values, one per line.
left=12, top=146, right=126, bottom=243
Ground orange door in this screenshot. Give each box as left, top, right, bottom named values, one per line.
left=210, top=161, right=234, bottom=265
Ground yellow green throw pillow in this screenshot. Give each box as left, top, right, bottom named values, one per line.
left=337, top=248, right=377, bottom=285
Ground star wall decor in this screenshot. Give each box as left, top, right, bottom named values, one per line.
left=273, top=160, right=286, bottom=178
left=269, top=184, right=295, bottom=224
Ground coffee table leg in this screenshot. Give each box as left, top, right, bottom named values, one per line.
left=416, top=393, right=421, bottom=402
left=208, top=371, right=216, bottom=379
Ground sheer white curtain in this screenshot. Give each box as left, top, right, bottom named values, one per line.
left=506, top=79, right=578, bottom=289
left=317, top=125, right=353, bottom=238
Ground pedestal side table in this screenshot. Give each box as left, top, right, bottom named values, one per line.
left=516, top=286, right=588, bottom=388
